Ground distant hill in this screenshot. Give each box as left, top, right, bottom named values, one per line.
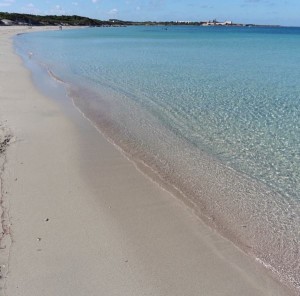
left=0, top=12, right=109, bottom=26
left=0, top=12, right=279, bottom=27
left=0, top=12, right=202, bottom=27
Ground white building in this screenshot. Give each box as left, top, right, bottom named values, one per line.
left=202, top=20, right=233, bottom=26
left=1, top=19, right=15, bottom=26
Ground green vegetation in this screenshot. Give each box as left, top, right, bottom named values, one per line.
left=0, top=12, right=204, bottom=27
left=0, top=12, right=277, bottom=27
left=0, top=12, right=108, bottom=26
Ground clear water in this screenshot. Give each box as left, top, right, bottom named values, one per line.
left=15, top=26, right=300, bottom=291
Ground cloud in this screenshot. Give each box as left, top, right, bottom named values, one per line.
left=125, top=0, right=138, bottom=4
left=72, top=1, right=78, bottom=5
left=107, top=8, right=118, bottom=16
left=23, top=2, right=40, bottom=14
left=244, top=0, right=265, bottom=3
left=200, top=4, right=213, bottom=9
left=0, top=0, right=14, bottom=7
left=92, top=0, right=98, bottom=3
left=49, top=4, right=65, bottom=15
left=243, top=0, right=275, bottom=7
left=149, top=0, right=165, bottom=8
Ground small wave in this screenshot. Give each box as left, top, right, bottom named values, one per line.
left=255, top=257, right=300, bottom=293
left=47, top=69, right=67, bottom=85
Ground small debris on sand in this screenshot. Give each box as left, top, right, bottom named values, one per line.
left=0, top=124, right=12, bottom=154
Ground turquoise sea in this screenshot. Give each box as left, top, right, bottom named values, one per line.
left=15, top=26, right=300, bottom=291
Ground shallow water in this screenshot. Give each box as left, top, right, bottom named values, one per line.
left=15, top=26, right=300, bottom=291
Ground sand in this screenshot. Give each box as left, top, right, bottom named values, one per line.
left=0, top=26, right=294, bottom=295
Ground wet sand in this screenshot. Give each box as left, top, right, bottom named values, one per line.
left=0, top=26, right=293, bottom=295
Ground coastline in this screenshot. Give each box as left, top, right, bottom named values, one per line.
left=0, top=26, right=294, bottom=295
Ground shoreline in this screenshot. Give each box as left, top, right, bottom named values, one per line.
left=0, top=26, right=294, bottom=295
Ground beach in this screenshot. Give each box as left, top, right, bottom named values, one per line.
left=0, top=26, right=294, bottom=295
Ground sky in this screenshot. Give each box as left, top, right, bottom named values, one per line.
left=0, top=0, right=299, bottom=26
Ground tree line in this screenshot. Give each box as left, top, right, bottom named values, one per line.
left=0, top=12, right=110, bottom=26
left=0, top=12, right=205, bottom=27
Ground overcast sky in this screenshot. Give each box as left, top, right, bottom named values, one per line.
left=0, top=0, right=299, bottom=26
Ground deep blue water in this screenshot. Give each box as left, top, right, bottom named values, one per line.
left=15, top=26, right=300, bottom=291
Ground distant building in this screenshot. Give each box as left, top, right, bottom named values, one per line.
left=222, top=21, right=233, bottom=25
left=176, top=21, right=192, bottom=24
left=17, top=21, right=29, bottom=26
left=201, top=20, right=233, bottom=26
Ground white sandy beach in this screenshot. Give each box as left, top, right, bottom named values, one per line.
left=0, top=26, right=293, bottom=295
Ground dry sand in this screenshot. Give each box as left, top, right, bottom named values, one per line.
left=0, top=26, right=293, bottom=295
